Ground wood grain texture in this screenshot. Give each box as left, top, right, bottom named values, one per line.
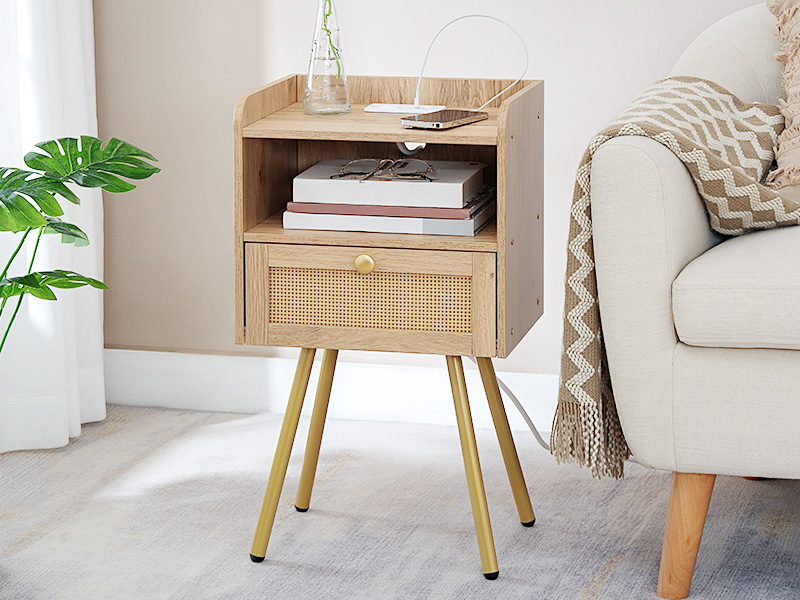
left=268, top=244, right=473, bottom=276
left=256, top=76, right=528, bottom=146
left=657, top=472, right=716, bottom=600
left=244, top=245, right=269, bottom=348
left=245, top=242, right=496, bottom=354
left=237, top=74, right=298, bottom=128
left=310, top=75, right=527, bottom=109
left=235, top=75, right=541, bottom=358
left=497, top=80, right=544, bottom=358
left=472, top=253, right=497, bottom=357
left=245, top=214, right=498, bottom=252
left=234, top=75, right=298, bottom=344
left=267, top=324, right=473, bottom=355
left=244, top=103, right=500, bottom=145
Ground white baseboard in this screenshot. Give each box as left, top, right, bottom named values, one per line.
left=104, top=349, right=558, bottom=434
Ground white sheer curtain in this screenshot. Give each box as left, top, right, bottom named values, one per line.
left=0, top=0, right=105, bottom=452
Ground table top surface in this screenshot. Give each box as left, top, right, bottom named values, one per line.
left=243, top=103, right=501, bottom=146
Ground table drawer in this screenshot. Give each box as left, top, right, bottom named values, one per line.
left=245, top=244, right=496, bottom=356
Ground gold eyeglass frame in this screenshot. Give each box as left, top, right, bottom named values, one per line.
left=329, top=158, right=436, bottom=182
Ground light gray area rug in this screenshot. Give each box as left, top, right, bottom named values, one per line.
left=0, top=405, right=798, bottom=599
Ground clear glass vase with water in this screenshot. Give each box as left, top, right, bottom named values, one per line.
left=303, top=0, right=351, bottom=115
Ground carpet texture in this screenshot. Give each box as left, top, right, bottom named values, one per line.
left=0, top=405, right=798, bottom=599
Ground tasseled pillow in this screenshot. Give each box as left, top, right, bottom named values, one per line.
left=768, top=0, right=800, bottom=202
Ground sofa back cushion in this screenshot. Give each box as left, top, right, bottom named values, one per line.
left=670, top=4, right=783, bottom=105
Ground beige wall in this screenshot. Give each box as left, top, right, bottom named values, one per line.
left=94, top=0, right=271, bottom=355
left=95, top=0, right=760, bottom=370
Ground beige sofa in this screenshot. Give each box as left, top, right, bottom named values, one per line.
left=590, top=4, right=800, bottom=599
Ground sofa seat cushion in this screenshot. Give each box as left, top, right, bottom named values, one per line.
left=672, top=226, right=800, bottom=349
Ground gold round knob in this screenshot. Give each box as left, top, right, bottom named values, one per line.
left=354, top=254, right=375, bottom=274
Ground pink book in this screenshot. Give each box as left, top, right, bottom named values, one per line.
left=287, top=189, right=493, bottom=220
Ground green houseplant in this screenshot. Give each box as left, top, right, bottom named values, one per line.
left=0, top=135, right=159, bottom=354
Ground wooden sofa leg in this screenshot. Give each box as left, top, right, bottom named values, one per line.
left=657, top=472, right=716, bottom=599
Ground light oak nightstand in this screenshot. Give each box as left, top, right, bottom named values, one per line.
left=234, top=74, right=543, bottom=579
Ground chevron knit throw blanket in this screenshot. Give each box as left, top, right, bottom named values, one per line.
left=552, top=76, right=800, bottom=479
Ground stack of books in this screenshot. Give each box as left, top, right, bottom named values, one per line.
left=283, top=159, right=496, bottom=236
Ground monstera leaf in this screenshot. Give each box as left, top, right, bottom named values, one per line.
left=0, top=270, right=108, bottom=301
left=43, top=217, right=90, bottom=247
left=0, top=167, right=79, bottom=230
left=24, top=136, right=160, bottom=193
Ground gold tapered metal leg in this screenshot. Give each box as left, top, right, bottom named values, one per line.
left=295, top=349, right=338, bottom=512
left=476, top=357, right=536, bottom=527
left=250, top=347, right=316, bottom=562
left=446, top=355, right=499, bottom=580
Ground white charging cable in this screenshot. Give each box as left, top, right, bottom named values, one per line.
left=396, top=141, right=426, bottom=156
left=411, top=20, right=546, bottom=451
left=462, top=360, right=640, bottom=464
left=413, top=14, right=530, bottom=111
left=466, top=357, right=550, bottom=452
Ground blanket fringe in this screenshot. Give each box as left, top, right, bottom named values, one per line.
left=551, top=363, right=630, bottom=480
left=550, top=400, right=585, bottom=469
left=551, top=403, right=628, bottom=480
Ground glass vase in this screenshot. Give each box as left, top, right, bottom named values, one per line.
left=303, top=0, right=351, bottom=115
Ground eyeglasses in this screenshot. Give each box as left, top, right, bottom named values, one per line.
left=329, top=158, right=436, bottom=182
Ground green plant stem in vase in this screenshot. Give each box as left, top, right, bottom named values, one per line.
left=0, top=136, right=160, bottom=354
left=303, top=0, right=351, bottom=115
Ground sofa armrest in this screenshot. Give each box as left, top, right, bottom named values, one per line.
left=591, top=136, right=724, bottom=470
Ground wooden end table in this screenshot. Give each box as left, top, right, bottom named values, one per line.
left=233, top=74, right=544, bottom=579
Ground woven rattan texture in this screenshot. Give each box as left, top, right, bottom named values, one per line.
left=269, top=267, right=472, bottom=333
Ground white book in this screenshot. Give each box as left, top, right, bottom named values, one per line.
left=292, top=159, right=485, bottom=209
left=282, top=200, right=496, bottom=237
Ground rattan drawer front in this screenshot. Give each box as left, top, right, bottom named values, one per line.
left=270, top=267, right=471, bottom=333
left=244, top=243, right=497, bottom=356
